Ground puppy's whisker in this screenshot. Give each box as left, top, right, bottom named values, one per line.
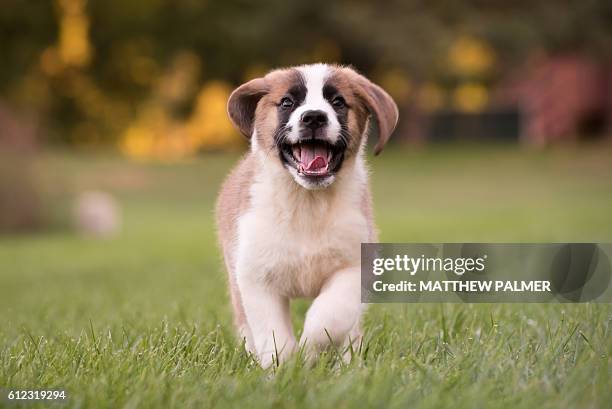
left=269, top=125, right=290, bottom=158
left=337, top=128, right=350, bottom=149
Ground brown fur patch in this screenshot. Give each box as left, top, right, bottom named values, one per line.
left=328, top=66, right=398, bottom=154
left=252, top=68, right=302, bottom=152
left=215, top=154, right=256, bottom=330
left=325, top=67, right=371, bottom=156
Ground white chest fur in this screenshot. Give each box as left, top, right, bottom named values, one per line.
left=234, top=159, right=369, bottom=298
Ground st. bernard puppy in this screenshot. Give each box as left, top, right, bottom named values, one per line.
left=216, top=63, right=398, bottom=367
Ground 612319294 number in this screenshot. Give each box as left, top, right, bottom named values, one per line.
left=7, top=390, right=67, bottom=401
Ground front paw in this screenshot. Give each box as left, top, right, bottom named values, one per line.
left=300, top=303, right=359, bottom=349
left=256, top=337, right=297, bottom=368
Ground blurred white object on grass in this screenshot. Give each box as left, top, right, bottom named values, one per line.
left=74, top=191, right=121, bottom=237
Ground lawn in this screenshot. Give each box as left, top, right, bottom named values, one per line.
left=1, top=144, right=611, bottom=408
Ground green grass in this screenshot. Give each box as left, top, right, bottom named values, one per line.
left=1, top=144, right=611, bottom=408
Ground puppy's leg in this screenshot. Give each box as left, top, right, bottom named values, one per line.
left=226, top=262, right=254, bottom=352
left=237, top=274, right=296, bottom=368
left=300, top=266, right=363, bottom=358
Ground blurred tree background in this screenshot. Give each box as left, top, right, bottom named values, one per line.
left=1, top=0, right=612, bottom=160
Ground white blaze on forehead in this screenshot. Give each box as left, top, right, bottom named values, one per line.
left=285, top=64, right=341, bottom=144
left=299, top=63, right=330, bottom=106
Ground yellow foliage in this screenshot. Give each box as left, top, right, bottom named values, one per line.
left=453, top=82, right=489, bottom=113
left=120, top=80, right=242, bottom=161
left=185, top=81, right=241, bottom=150
left=121, top=126, right=154, bottom=160
left=120, top=106, right=194, bottom=161
left=56, top=0, right=92, bottom=67
left=40, top=47, right=64, bottom=76
left=120, top=105, right=172, bottom=160
left=448, top=36, right=495, bottom=76
left=158, top=52, right=202, bottom=103
left=376, top=69, right=411, bottom=103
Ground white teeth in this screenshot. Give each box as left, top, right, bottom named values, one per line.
left=292, top=145, right=301, bottom=160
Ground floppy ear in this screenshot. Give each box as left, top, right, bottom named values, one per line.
left=227, top=78, right=268, bottom=138
left=354, top=76, right=399, bottom=155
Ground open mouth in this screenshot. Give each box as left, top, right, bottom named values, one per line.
left=280, top=139, right=345, bottom=178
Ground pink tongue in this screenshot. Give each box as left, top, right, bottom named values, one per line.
left=300, top=145, right=328, bottom=171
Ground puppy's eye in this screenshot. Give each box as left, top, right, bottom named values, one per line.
left=280, top=97, right=294, bottom=109
left=332, top=96, right=346, bottom=108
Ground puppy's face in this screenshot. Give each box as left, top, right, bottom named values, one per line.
left=228, top=64, right=398, bottom=189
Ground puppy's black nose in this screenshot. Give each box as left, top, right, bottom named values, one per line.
left=301, top=110, right=328, bottom=129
